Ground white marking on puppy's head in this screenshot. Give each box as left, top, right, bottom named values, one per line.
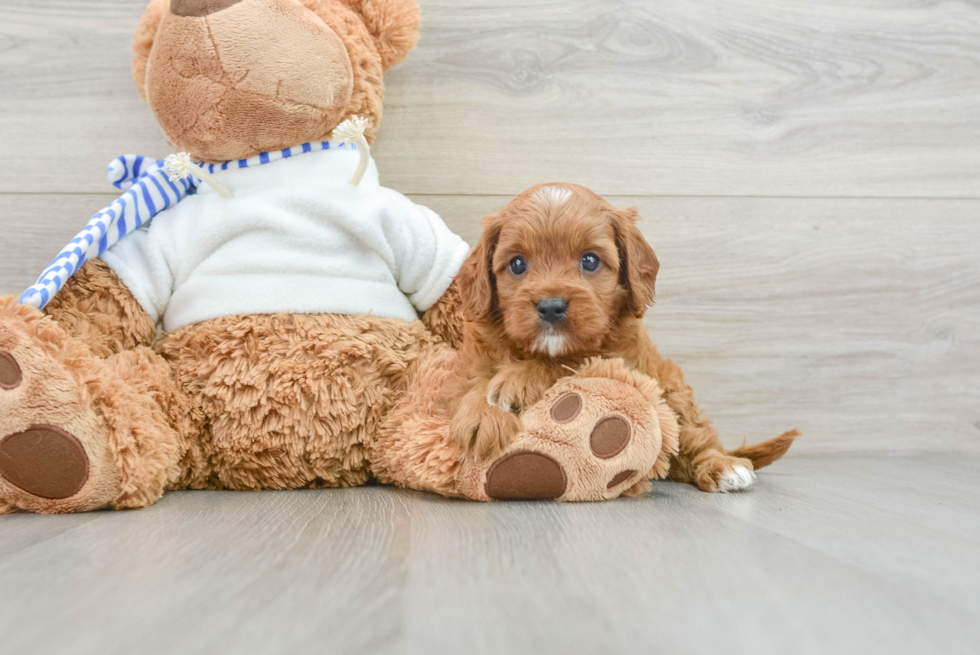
left=532, top=333, right=568, bottom=357
left=533, top=186, right=572, bottom=210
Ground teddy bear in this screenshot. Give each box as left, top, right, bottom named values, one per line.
left=0, top=0, right=679, bottom=514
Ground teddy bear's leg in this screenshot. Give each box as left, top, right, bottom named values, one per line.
left=42, top=259, right=157, bottom=358
left=369, top=344, right=463, bottom=496
left=0, top=295, right=198, bottom=513
left=155, top=313, right=446, bottom=493
left=454, top=358, right=681, bottom=502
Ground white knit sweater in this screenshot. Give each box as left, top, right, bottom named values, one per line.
left=100, top=146, right=470, bottom=332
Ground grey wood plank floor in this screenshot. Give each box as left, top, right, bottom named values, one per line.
left=2, top=455, right=978, bottom=655
left=1, top=1, right=979, bottom=653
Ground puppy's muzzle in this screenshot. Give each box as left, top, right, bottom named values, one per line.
left=537, top=298, right=568, bottom=325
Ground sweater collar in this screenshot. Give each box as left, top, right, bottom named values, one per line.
left=197, top=140, right=359, bottom=175
left=108, top=140, right=359, bottom=191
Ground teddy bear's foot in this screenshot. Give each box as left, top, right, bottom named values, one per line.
left=456, top=358, right=680, bottom=502
left=0, top=298, right=124, bottom=513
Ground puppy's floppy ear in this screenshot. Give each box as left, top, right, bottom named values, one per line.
left=611, top=207, right=660, bottom=317
left=456, top=213, right=503, bottom=322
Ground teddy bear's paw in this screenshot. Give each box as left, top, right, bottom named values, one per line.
left=480, top=400, right=641, bottom=501
left=0, top=299, right=121, bottom=513
left=456, top=362, right=677, bottom=502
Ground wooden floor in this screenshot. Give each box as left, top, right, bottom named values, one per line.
left=1, top=0, right=979, bottom=652
left=1, top=455, right=978, bottom=654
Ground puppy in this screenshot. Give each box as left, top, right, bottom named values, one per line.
left=449, top=183, right=798, bottom=492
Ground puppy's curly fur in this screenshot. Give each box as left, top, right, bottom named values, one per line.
left=450, top=183, right=798, bottom=492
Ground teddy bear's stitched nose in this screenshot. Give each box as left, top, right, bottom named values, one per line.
left=170, top=0, right=245, bottom=17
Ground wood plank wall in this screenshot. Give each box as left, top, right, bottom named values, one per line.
left=1, top=0, right=977, bottom=453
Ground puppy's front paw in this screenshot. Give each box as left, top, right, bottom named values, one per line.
left=486, top=370, right=549, bottom=414
left=450, top=404, right=522, bottom=458
left=486, top=373, right=522, bottom=413
left=450, top=410, right=481, bottom=454
left=474, top=408, right=522, bottom=457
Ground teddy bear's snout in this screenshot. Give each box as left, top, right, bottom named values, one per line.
left=170, top=0, right=245, bottom=17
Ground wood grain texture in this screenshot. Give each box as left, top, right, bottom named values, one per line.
left=3, top=193, right=977, bottom=454
left=379, top=0, right=980, bottom=197
left=1, top=2, right=979, bottom=652
left=0, top=455, right=978, bottom=655
left=1, top=0, right=979, bottom=196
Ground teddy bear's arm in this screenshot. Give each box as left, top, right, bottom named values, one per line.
left=43, top=259, right=156, bottom=359
left=421, top=279, right=465, bottom=349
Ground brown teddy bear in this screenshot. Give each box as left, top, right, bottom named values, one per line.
left=0, top=0, right=680, bottom=513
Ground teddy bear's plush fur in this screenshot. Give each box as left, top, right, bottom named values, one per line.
left=0, top=0, right=679, bottom=513
left=133, top=0, right=416, bottom=161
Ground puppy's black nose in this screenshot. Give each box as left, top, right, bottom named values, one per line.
left=537, top=298, right=569, bottom=324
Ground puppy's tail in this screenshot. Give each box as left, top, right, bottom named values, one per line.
left=727, top=429, right=800, bottom=470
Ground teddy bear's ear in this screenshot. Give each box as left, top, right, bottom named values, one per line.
left=131, top=0, right=169, bottom=101
left=350, top=0, right=421, bottom=71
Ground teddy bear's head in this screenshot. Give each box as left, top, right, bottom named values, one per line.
left=131, top=0, right=420, bottom=163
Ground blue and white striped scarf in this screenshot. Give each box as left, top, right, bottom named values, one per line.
left=20, top=141, right=347, bottom=309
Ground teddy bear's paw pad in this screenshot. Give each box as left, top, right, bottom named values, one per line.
left=550, top=392, right=582, bottom=423
left=590, top=415, right=631, bottom=459
left=485, top=450, right=568, bottom=500
left=0, top=351, right=22, bottom=390
left=0, top=425, right=89, bottom=500
left=607, top=469, right=638, bottom=490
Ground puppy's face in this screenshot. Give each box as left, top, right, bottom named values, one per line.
left=458, top=184, right=660, bottom=358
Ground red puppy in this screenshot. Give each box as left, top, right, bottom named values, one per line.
left=449, top=183, right=797, bottom=492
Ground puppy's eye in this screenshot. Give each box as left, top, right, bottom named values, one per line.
left=509, top=256, right=527, bottom=276
left=580, top=252, right=601, bottom=273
